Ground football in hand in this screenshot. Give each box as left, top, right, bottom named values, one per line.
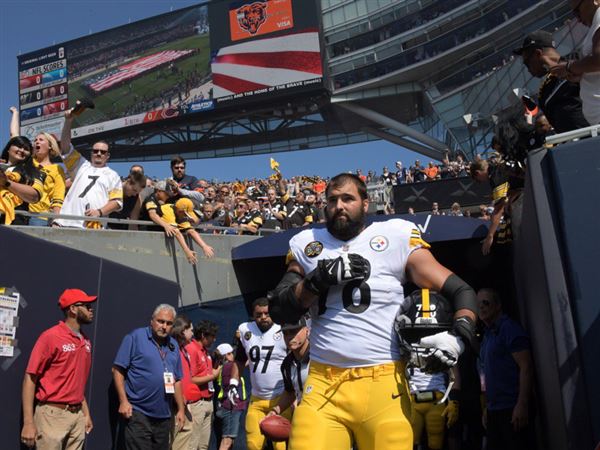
left=260, top=415, right=291, bottom=442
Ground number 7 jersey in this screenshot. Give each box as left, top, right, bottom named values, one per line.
left=289, top=219, right=430, bottom=368
left=237, top=321, right=287, bottom=399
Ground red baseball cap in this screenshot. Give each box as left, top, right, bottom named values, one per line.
left=58, top=289, right=97, bottom=309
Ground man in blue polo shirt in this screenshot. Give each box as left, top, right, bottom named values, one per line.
left=113, top=304, right=186, bottom=449
left=478, top=288, right=534, bottom=450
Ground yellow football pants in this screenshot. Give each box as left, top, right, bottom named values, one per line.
left=289, top=361, right=413, bottom=450
left=411, top=392, right=446, bottom=450
left=246, top=395, right=293, bottom=450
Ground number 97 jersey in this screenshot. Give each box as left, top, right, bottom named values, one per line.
left=237, top=321, right=287, bottom=399
left=289, top=218, right=430, bottom=368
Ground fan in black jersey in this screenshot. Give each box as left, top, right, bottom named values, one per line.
left=108, top=171, right=147, bottom=230
left=234, top=199, right=263, bottom=235
left=281, top=190, right=313, bottom=228
left=263, top=188, right=287, bottom=225
left=0, top=136, right=45, bottom=224
left=470, top=159, right=524, bottom=254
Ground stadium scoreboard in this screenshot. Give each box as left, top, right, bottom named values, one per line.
left=17, top=0, right=325, bottom=141
left=18, top=46, right=69, bottom=139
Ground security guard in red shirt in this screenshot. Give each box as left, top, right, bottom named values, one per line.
left=21, top=288, right=97, bottom=449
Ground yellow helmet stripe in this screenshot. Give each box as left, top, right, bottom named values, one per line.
left=422, top=288, right=430, bottom=318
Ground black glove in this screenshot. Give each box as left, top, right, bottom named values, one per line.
left=451, top=316, right=479, bottom=354
left=304, top=253, right=370, bottom=295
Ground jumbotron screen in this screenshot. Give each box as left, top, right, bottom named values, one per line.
left=17, top=0, right=324, bottom=140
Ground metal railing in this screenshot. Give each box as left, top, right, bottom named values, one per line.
left=10, top=210, right=282, bottom=236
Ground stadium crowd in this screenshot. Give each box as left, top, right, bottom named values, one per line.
left=6, top=2, right=600, bottom=445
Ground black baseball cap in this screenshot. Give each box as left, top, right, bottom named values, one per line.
left=513, top=31, right=555, bottom=55
left=280, top=315, right=309, bottom=331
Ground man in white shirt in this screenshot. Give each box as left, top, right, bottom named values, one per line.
left=54, top=110, right=122, bottom=228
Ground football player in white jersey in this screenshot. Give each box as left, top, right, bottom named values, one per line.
left=268, top=173, right=478, bottom=450
left=230, top=297, right=290, bottom=450
left=54, top=109, right=122, bottom=229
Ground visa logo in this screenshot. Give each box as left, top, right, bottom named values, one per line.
left=277, top=21, right=291, bottom=28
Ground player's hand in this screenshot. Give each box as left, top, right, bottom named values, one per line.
left=266, top=405, right=281, bottom=418
left=21, top=422, right=38, bottom=448
left=9, top=106, right=18, bottom=115
left=305, top=253, right=370, bottom=294
left=442, top=400, right=459, bottom=428
left=118, top=400, right=133, bottom=419
left=85, top=414, right=94, bottom=434
left=417, top=331, right=465, bottom=372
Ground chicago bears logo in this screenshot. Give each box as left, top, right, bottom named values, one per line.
left=236, top=2, right=268, bottom=35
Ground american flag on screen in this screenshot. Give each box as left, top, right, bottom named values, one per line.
left=211, top=29, right=322, bottom=97
left=88, top=50, right=193, bottom=93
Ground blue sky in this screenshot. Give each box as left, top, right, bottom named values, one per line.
left=0, top=0, right=427, bottom=181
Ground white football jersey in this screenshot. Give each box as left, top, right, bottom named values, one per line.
left=55, top=148, right=122, bottom=228
left=289, top=219, right=429, bottom=368
left=408, top=367, right=447, bottom=394
left=237, top=321, right=287, bottom=399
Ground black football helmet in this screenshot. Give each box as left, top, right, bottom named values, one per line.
left=394, top=289, right=454, bottom=371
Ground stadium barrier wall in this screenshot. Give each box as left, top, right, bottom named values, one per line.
left=0, top=226, right=180, bottom=450
left=392, top=176, right=491, bottom=213
left=12, top=226, right=259, bottom=307
left=515, top=139, right=600, bottom=449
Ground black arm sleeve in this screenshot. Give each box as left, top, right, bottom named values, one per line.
left=234, top=337, right=247, bottom=364
left=441, top=273, right=479, bottom=353
left=267, top=271, right=308, bottom=325
left=281, top=353, right=295, bottom=393
left=440, top=273, right=477, bottom=314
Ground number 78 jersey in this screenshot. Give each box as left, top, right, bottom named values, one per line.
left=289, top=219, right=430, bottom=368
left=237, top=321, right=287, bottom=399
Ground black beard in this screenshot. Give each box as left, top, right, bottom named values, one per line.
left=326, top=209, right=365, bottom=241
left=257, top=321, right=272, bottom=333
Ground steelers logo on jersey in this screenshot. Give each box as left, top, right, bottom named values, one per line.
left=244, top=331, right=252, bottom=341
left=273, top=331, right=282, bottom=340
left=304, top=241, right=324, bottom=257
left=370, top=235, right=389, bottom=252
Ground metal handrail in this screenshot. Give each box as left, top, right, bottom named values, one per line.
left=11, top=210, right=282, bottom=235
left=544, top=124, right=600, bottom=146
